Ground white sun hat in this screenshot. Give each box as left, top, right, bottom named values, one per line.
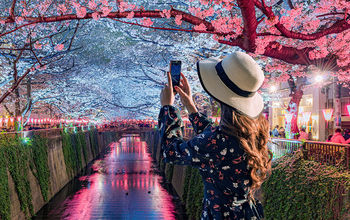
left=196, top=51, right=265, bottom=118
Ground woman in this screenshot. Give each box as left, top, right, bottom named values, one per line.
left=298, top=128, right=308, bottom=141
left=159, top=52, right=272, bottom=219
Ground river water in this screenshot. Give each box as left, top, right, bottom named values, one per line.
left=34, top=134, right=185, bottom=220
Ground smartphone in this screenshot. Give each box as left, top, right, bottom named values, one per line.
left=170, top=61, right=181, bottom=88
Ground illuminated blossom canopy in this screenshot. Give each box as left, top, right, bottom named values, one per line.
left=0, top=0, right=349, bottom=119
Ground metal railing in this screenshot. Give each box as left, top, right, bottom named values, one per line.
left=183, top=128, right=194, bottom=140
left=269, top=138, right=350, bottom=170
left=269, top=138, right=303, bottom=160
left=303, top=141, right=350, bottom=170
left=161, top=128, right=350, bottom=170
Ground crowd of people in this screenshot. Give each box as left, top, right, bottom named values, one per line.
left=327, top=128, right=350, bottom=144
left=271, top=124, right=350, bottom=144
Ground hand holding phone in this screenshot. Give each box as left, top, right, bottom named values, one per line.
left=170, top=61, right=181, bottom=90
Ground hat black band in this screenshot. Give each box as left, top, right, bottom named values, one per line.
left=215, top=61, right=256, bottom=98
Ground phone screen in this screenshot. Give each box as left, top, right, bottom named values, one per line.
left=170, top=61, right=181, bottom=87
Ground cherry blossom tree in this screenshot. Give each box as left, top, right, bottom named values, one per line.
left=0, top=0, right=349, bottom=128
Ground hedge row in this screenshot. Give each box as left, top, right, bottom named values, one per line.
left=161, top=149, right=350, bottom=220
left=0, top=129, right=101, bottom=220
left=262, top=150, right=350, bottom=220
left=0, top=134, right=49, bottom=220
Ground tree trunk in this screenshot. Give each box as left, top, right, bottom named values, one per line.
left=14, top=86, right=20, bottom=117
left=285, top=76, right=304, bottom=139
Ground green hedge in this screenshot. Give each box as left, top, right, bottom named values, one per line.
left=262, top=150, right=350, bottom=220
left=0, top=129, right=108, bottom=220
left=0, top=138, right=10, bottom=220
left=3, top=135, right=33, bottom=218
left=61, top=130, right=90, bottom=177
left=61, top=130, right=75, bottom=177
left=89, top=129, right=99, bottom=157
left=0, top=134, right=51, bottom=219
left=183, top=167, right=204, bottom=219
left=77, top=132, right=88, bottom=164
left=30, top=135, right=50, bottom=202
left=163, top=163, right=203, bottom=220
left=163, top=156, right=350, bottom=220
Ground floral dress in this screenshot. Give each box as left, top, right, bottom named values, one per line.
left=158, top=105, right=264, bottom=220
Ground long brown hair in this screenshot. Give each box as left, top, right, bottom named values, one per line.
left=219, top=103, right=272, bottom=200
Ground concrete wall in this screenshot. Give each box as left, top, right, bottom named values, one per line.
left=8, top=130, right=119, bottom=220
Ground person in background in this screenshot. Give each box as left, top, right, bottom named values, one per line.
left=307, top=131, right=312, bottom=140
left=278, top=126, right=285, bottom=138
left=298, top=128, right=308, bottom=141
left=272, top=125, right=279, bottom=137
left=330, top=128, right=350, bottom=144
left=343, top=129, right=350, bottom=142
left=326, top=134, right=333, bottom=142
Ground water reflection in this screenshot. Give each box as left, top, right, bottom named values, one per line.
left=34, top=134, right=181, bottom=220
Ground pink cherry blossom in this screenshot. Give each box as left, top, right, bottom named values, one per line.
left=58, top=4, right=67, bottom=14
left=193, top=23, right=207, bottom=31
left=101, top=6, right=112, bottom=17
left=15, top=17, right=24, bottom=24
left=140, top=18, right=153, bottom=27
left=161, top=9, right=171, bottom=19
left=88, top=0, right=97, bottom=10
left=34, top=42, right=42, bottom=50
left=175, top=15, right=182, bottom=25
left=100, top=0, right=108, bottom=6
left=92, top=12, right=101, bottom=20
left=76, top=7, right=87, bottom=18
left=126, top=11, right=135, bottom=19
left=55, top=44, right=64, bottom=51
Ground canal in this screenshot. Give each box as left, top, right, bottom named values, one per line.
left=34, top=134, right=185, bottom=220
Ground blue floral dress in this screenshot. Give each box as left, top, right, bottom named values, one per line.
left=158, top=105, right=264, bottom=220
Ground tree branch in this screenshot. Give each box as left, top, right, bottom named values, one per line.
left=255, top=0, right=350, bottom=41
left=237, top=0, right=258, bottom=51
left=9, top=0, right=17, bottom=21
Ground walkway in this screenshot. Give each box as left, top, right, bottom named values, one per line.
left=34, top=134, right=184, bottom=219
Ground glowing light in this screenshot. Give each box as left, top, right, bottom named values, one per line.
left=302, top=112, right=311, bottom=123
left=269, top=85, right=277, bottom=93
left=322, top=108, right=333, bottom=121
left=315, top=75, right=323, bottom=83
left=347, top=105, right=350, bottom=116
left=284, top=113, right=293, bottom=123
left=22, top=137, right=31, bottom=144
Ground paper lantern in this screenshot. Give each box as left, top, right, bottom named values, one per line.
left=284, top=113, right=293, bottom=123
left=262, top=113, right=268, bottom=120
left=347, top=105, right=350, bottom=116
left=302, top=112, right=311, bottom=123
left=17, top=116, right=21, bottom=121
left=322, top=109, right=333, bottom=121
left=10, top=118, right=14, bottom=123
